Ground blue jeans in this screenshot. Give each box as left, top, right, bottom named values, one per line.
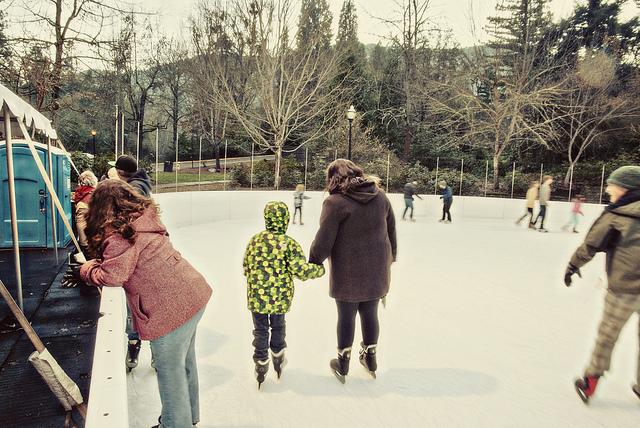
left=125, top=303, right=140, bottom=341
left=150, top=307, right=205, bottom=428
left=403, top=199, right=414, bottom=219
left=252, top=312, right=286, bottom=362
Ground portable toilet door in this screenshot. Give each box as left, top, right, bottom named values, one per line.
left=0, top=140, right=72, bottom=248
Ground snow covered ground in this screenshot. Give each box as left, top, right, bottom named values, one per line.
left=127, top=205, right=640, bottom=427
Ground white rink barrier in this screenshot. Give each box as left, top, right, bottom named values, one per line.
left=86, top=287, right=128, bottom=427
left=153, top=190, right=606, bottom=231
left=86, top=190, right=605, bottom=427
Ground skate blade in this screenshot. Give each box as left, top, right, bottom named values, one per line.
left=332, top=369, right=346, bottom=384
left=575, top=386, right=589, bottom=403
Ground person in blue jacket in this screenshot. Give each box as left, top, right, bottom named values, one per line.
left=439, top=181, right=453, bottom=223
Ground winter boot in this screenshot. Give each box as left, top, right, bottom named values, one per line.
left=126, top=339, right=141, bottom=372
left=633, top=384, right=640, bottom=400
left=359, top=342, right=377, bottom=379
left=330, top=347, right=351, bottom=384
left=573, top=228, right=579, bottom=233
left=272, top=349, right=287, bottom=379
left=255, top=360, right=269, bottom=389
left=575, top=375, right=599, bottom=403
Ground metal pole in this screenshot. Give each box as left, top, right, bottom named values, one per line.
left=568, top=165, right=574, bottom=202
left=198, top=136, right=202, bottom=192
left=175, top=129, right=178, bottom=192
left=304, top=147, right=308, bottom=191
left=121, top=114, right=125, bottom=155
left=484, top=160, right=489, bottom=197
left=46, top=138, right=58, bottom=265
left=223, top=140, right=228, bottom=191
left=435, top=157, right=439, bottom=194
left=599, top=165, right=605, bottom=204
left=459, top=159, right=464, bottom=196
left=348, top=119, right=353, bottom=160
left=3, top=105, right=24, bottom=311
left=114, top=105, right=118, bottom=159
left=136, top=121, right=140, bottom=166
left=386, top=153, right=390, bottom=193
left=540, top=163, right=543, bottom=184
left=511, top=162, right=516, bottom=199
left=251, top=142, right=254, bottom=191
left=155, top=127, right=159, bottom=194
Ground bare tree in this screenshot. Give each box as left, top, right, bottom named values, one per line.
left=7, top=0, right=132, bottom=123
left=373, top=0, right=434, bottom=163
left=552, top=50, right=640, bottom=185
left=193, top=0, right=344, bottom=188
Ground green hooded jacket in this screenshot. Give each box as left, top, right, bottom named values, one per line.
left=243, top=201, right=325, bottom=314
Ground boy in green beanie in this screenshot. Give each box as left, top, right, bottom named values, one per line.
left=564, top=165, right=640, bottom=403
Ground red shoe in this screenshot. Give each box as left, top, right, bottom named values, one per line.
left=575, top=376, right=599, bottom=403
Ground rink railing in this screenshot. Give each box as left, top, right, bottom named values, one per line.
left=85, top=191, right=605, bottom=427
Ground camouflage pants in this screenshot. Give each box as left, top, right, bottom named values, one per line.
left=585, top=291, right=640, bottom=384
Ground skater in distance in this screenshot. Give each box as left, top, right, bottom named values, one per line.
left=564, top=166, right=640, bottom=404
left=309, top=159, right=397, bottom=383
left=73, top=180, right=212, bottom=428
left=243, top=201, right=325, bottom=389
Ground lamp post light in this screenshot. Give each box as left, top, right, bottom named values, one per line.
left=346, top=105, right=356, bottom=160
left=91, top=130, right=97, bottom=166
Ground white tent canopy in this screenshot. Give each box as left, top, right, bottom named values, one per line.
left=0, top=84, right=57, bottom=139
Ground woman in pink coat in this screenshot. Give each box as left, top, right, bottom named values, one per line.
left=77, top=179, right=212, bottom=428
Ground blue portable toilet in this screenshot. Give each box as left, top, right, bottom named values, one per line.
left=0, top=139, right=72, bottom=248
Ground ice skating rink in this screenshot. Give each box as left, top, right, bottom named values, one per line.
left=126, top=194, right=640, bottom=427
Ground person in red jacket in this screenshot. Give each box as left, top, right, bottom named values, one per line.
left=310, top=159, right=397, bottom=383
left=76, top=180, right=212, bottom=428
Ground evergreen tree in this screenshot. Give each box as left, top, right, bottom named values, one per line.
left=336, top=0, right=358, bottom=50
left=296, top=0, right=333, bottom=54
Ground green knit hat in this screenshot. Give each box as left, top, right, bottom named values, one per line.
left=607, top=166, right=640, bottom=190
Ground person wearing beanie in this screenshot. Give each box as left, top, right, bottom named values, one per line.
left=108, top=155, right=152, bottom=197
left=564, top=165, right=640, bottom=404
left=438, top=180, right=453, bottom=223
left=107, top=155, right=153, bottom=371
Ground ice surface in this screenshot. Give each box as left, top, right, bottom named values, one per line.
left=127, top=210, right=640, bottom=427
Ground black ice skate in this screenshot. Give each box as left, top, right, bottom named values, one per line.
left=575, top=376, right=599, bottom=404
left=359, top=342, right=377, bottom=379
left=255, top=360, right=269, bottom=389
left=126, top=339, right=141, bottom=372
left=272, top=349, right=287, bottom=379
left=330, top=347, right=351, bottom=384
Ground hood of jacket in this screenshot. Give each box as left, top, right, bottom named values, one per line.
left=264, top=201, right=290, bottom=234
left=128, top=169, right=152, bottom=197
left=74, top=186, right=93, bottom=203
left=344, top=178, right=379, bottom=204
left=132, top=210, right=167, bottom=235
left=607, top=189, right=640, bottom=219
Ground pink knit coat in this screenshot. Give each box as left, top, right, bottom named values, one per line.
left=80, top=210, right=212, bottom=340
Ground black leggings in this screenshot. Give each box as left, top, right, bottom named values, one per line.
left=335, top=299, right=380, bottom=350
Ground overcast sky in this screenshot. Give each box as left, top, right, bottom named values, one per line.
left=144, top=0, right=639, bottom=47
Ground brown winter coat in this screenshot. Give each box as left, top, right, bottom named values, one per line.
left=309, top=179, right=397, bottom=302
left=569, top=191, right=640, bottom=295
left=80, top=210, right=212, bottom=340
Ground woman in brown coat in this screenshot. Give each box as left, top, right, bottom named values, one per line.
left=309, top=159, right=397, bottom=382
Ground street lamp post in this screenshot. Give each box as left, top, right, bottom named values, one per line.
left=346, top=105, right=356, bottom=160
left=91, top=130, right=97, bottom=166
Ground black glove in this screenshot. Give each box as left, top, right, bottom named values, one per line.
left=564, top=264, right=581, bottom=287
left=61, top=264, right=85, bottom=288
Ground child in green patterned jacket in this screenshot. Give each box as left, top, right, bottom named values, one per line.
left=243, top=201, right=325, bottom=388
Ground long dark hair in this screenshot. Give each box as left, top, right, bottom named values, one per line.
left=325, top=159, right=366, bottom=194
left=84, top=179, right=159, bottom=258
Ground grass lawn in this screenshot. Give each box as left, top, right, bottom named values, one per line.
left=150, top=172, right=226, bottom=183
